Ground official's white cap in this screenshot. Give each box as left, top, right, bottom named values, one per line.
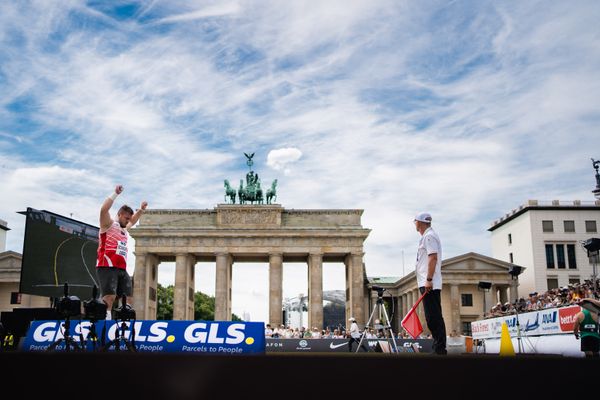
left=414, top=212, right=432, bottom=223
left=349, top=317, right=356, bottom=321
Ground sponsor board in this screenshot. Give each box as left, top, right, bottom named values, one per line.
left=471, top=305, right=580, bottom=339
left=265, top=338, right=433, bottom=353
left=21, top=320, right=265, bottom=353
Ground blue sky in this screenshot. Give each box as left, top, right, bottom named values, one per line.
left=1, top=0, right=599, bottom=322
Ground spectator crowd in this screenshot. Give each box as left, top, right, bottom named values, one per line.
left=485, top=279, right=599, bottom=318
left=264, top=321, right=428, bottom=340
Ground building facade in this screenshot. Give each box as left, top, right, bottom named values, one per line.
left=130, top=204, right=371, bottom=327
left=0, top=218, right=8, bottom=252
left=0, top=219, right=50, bottom=312
left=489, top=200, right=600, bottom=296
left=0, top=253, right=50, bottom=313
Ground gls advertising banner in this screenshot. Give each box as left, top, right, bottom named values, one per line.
left=21, top=320, right=265, bottom=353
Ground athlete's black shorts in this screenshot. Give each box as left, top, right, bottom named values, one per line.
left=581, top=335, right=600, bottom=353
left=96, top=267, right=132, bottom=298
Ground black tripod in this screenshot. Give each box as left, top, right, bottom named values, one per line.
left=102, top=295, right=136, bottom=352
left=47, top=316, right=82, bottom=352
left=47, top=283, right=83, bottom=352
left=103, top=320, right=136, bottom=352
left=85, top=319, right=101, bottom=351
left=356, top=286, right=399, bottom=353
left=82, top=285, right=107, bottom=351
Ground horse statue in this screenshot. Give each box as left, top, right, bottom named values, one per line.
left=266, top=179, right=277, bottom=204
left=238, top=177, right=263, bottom=204
left=256, top=180, right=263, bottom=204
left=238, top=179, right=245, bottom=204
left=224, top=179, right=236, bottom=204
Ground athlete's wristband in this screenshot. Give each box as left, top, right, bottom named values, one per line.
left=109, top=192, right=119, bottom=201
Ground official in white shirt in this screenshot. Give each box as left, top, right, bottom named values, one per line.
left=414, top=212, right=447, bottom=355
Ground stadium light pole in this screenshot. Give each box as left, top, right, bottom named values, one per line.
left=583, top=239, right=600, bottom=299
left=589, top=159, right=600, bottom=298
left=592, top=158, right=600, bottom=200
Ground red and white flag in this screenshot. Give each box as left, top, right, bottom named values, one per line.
left=401, top=292, right=427, bottom=339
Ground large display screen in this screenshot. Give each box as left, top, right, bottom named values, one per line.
left=19, top=208, right=99, bottom=300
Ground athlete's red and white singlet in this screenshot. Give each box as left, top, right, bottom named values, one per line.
left=96, top=221, right=128, bottom=269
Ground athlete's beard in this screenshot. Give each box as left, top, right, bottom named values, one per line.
left=117, top=214, right=131, bottom=228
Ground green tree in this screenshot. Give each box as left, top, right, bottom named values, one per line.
left=156, top=283, right=173, bottom=320
left=194, top=291, right=215, bottom=320
left=193, top=292, right=242, bottom=320
left=157, top=283, right=242, bottom=321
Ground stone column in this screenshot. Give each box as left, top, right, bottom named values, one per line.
left=509, top=280, right=519, bottom=303
left=393, top=296, right=400, bottom=332
left=174, top=254, right=187, bottom=320
left=402, top=293, right=408, bottom=318
left=450, top=284, right=460, bottom=334
left=215, top=252, right=232, bottom=321
left=369, top=290, right=378, bottom=326
left=484, top=287, right=494, bottom=318
left=132, top=251, right=147, bottom=318
left=227, top=256, right=233, bottom=319
left=494, top=285, right=500, bottom=305
left=133, top=252, right=160, bottom=319
left=147, top=254, right=159, bottom=319
left=345, top=261, right=351, bottom=323
left=188, top=256, right=196, bottom=320
left=308, top=253, right=323, bottom=330
left=174, top=254, right=196, bottom=320
left=498, top=285, right=509, bottom=304
left=346, top=252, right=365, bottom=324
left=269, top=253, right=283, bottom=326
left=397, top=295, right=404, bottom=332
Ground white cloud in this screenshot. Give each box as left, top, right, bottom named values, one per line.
left=266, top=147, right=302, bottom=174
left=153, top=2, right=241, bottom=25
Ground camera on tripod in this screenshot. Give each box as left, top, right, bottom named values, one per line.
left=101, top=295, right=137, bottom=352
left=56, top=283, right=81, bottom=318
left=371, top=285, right=386, bottom=297
left=357, top=285, right=399, bottom=353
left=113, top=295, right=136, bottom=321
left=83, top=285, right=107, bottom=321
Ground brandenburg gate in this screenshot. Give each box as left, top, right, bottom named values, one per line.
left=129, top=205, right=371, bottom=328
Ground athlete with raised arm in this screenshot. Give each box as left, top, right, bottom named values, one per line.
left=96, top=184, right=147, bottom=319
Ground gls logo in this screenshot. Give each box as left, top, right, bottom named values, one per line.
left=183, top=323, right=246, bottom=344
left=33, top=321, right=169, bottom=342
left=32, top=321, right=248, bottom=345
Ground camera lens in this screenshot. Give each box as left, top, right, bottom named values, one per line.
left=57, top=295, right=81, bottom=318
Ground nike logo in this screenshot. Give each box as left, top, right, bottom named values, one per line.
left=329, top=342, right=347, bottom=349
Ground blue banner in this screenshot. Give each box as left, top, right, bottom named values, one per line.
left=21, top=320, right=266, bottom=353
